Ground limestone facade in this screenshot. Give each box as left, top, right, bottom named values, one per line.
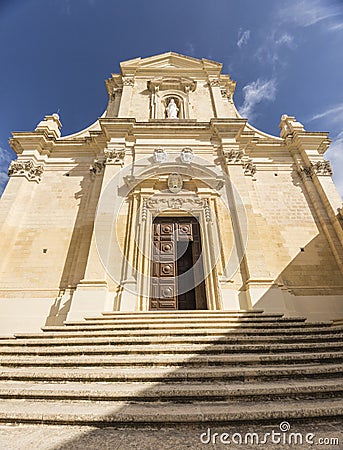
left=0, top=52, right=342, bottom=334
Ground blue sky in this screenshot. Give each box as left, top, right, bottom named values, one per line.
left=0, top=0, right=342, bottom=197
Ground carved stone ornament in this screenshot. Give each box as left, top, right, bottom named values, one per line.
left=311, top=160, right=333, bottom=176
left=209, top=78, right=221, bottom=87
left=146, top=196, right=206, bottom=211
left=153, top=148, right=167, bottom=163
left=90, top=159, right=104, bottom=175
left=243, top=160, right=257, bottom=177
left=204, top=199, right=212, bottom=222
left=104, top=149, right=125, bottom=165
left=168, top=173, right=183, bottom=193
left=180, top=147, right=194, bottom=164
left=298, top=165, right=313, bottom=180
left=223, top=148, right=256, bottom=176
left=122, top=76, right=134, bottom=86
left=224, top=149, right=244, bottom=164
left=298, top=160, right=333, bottom=181
left=8, top=159, right=44, bottom=182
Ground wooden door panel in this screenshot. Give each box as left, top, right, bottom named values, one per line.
left=150, top=217, right=206, bottom=310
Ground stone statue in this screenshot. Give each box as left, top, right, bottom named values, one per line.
left=166, top=98, right=179, bottom=118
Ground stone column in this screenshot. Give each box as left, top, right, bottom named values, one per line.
left=222, top=145, right=280, bottom=310
left=67, top=144, right=127, bottom=321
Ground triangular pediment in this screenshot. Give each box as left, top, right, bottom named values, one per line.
left=120, top=52, right=222, bottom=74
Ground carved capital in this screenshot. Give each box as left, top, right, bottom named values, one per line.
left=242, top=159, right=257, bottom=177
left=104, top=149, right=125, bottom=165
left=122, top=76, right=134, bottom=87
left=298, top=165, right=313, bottom=180
left=209, top=78, right=221, bottom=87
left=223, top=148, right=256, bottom=176
left=8, top=159, right=44, bottom=183
left=224, top=149, right=244, bottom=164
left=90, top=159, right=104, bottom=175
left=311, top=160, right=333, bottom=176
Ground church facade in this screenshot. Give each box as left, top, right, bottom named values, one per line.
left=0, top=52, right=342, bottom=335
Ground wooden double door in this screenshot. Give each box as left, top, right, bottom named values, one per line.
left=150, top=217, right=207, bottom=310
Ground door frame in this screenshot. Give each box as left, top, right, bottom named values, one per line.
left=136, top=194, right=222, bottom=311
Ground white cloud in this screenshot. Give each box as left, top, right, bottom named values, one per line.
left=328, top=22, right=343, bottom=31
left=0, top=146, right=14, bottom=196
left=309, top=103, right=343, bottom=122
left=327, top=131, right=343, bottom=197
left=0, top=172, right=9, bottom=194
left=239, top=78, right=277, bottom=119
left=275, top=33, right=295, bottom=47
left=185, top=42, right=195, bottom=56
left=255, top=31, right=296, bottom=69
left=0, top=146, right=13, bottom=166
left=237, top=29, right=251, bottom=48
left=278, top=0, right=342, bottom=28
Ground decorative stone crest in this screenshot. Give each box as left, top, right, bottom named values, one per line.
left=8, top=160, right=44, bottom=182
left=180, top=147, right=194, bottom=164
left=104, top=149, right=125, bottom=165
left=153, top=148, right=167, bottom=163
left=168, top=173, right=183, bottom=193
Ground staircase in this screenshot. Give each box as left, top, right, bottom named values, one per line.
left=0, top=310, right=342, bottom=425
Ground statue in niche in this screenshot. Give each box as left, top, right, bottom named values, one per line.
left=166, top=98, right=179, bottom=118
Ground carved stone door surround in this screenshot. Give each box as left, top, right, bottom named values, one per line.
left=136, top=192, right=222, bottom=311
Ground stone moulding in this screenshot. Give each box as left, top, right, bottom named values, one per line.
left=8, top=159, right=44, bottom=183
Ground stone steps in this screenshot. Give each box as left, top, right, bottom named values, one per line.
left=0, top=341, right=341, bottom=356
left=0, top=332, right=342, bottom=347
left=0, top=398, right=342, bottom=425
left=0, top=379, right=341, bottom=402
left=1, top=363, right=341, bottom=382
left=42, top=321, right=330, bottom=333
left=11, top=324, right=343, bottom=340
left=76, top=316, right=302, bottom=325
left=0, top=310, right=341, bottom=425
left=0, top=351, right=342, bottom=367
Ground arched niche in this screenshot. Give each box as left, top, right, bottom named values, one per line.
left=148, top=77, right=196, bottom=119
left=161, top=93, right=185, bottom=119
